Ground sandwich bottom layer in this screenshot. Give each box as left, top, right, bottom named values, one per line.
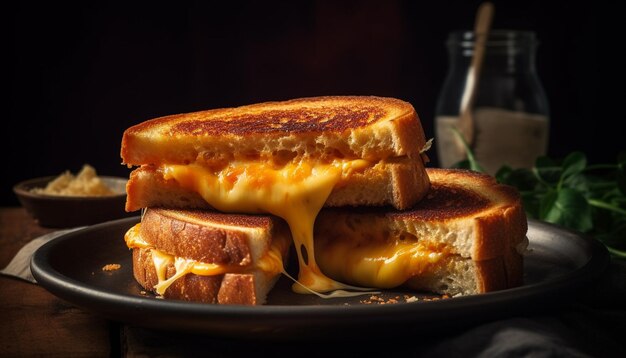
left=403, top=253, right=523, bottom=296
left=132, top=248, right=281, bottom=305
left=316, top=249, right=523, bottom=297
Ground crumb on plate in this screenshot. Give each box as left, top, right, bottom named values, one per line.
left=102, top=263, right=121, bottom=271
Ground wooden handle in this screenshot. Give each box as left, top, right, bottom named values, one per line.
left=457, top=2, right=494, bottom=149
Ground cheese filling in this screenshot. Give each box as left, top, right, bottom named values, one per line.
left=124, top=223, right=287, bottom=295
left=316, top=238, right=447, bottom=288
left=162, top=158, right=372, bottom=294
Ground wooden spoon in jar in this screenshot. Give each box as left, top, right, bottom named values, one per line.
left=456, top=2, right=494, bottom=155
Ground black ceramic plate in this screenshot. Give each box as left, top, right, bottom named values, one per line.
left=31, top=217, right=609, bottom=340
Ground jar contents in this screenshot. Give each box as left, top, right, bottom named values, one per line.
left=437, top=107, right=549, bottom=175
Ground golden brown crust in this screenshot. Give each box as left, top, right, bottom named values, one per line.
left=401, top=168, right=521, bottom=220
left=475, top=256, right=509, bottom=292
left=120, top=96, right=427, bottom=166
left=124, top=156, right=430, bottom=212
left=138, top=207, right=291, bottom=265
left=501, top=205, right=527, bottom=288
left=148, top=207, right=276, bottom=229
left=140, top=208, right=257, bottom=265
left=403, top=255, right=508, bottom=295
left=217, top=275, right=258, bottom=305
left=132, top=248, right=263, bottom=305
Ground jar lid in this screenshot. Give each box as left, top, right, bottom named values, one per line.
left=447, top=30, right=538, bottom=49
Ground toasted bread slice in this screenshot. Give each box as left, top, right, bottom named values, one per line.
left=124, top=156, right=431, bottom=212
left=121, top=96, right=428, bottom=165
left=314, top=168, right=527, bottom=296
left=125, top=208, right=291, bottom=305
left=132, top=249, right=276, bottom=305
left=120, top=96, right=431, bottom=212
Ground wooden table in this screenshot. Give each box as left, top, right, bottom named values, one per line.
left=1, top=207, right=625, bottom=357
left=0, top=208, right=108, bottom=356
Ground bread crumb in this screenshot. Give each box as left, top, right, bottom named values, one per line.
left=102, top=264, right=121, bottom=271
left=359, top=293, right=451, bottom=305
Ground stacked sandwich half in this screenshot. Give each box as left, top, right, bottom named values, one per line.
left=120, top=96, right=527, bottom=305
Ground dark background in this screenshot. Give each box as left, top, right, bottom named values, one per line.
left=4, top=1, right=623, bottom=205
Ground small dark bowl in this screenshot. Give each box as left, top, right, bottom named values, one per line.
left=13, top=176, right=133, bottom=228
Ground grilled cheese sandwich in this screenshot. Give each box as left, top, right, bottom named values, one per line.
left=121, top=96, right=431, bottom=296
left=127, top=208, right=291, bottom=304
left=125, top=221, right=288, bottom=296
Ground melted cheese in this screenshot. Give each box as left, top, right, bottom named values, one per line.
left=316, top=239, right=446, bottom=288
left=124, top=224, right=150, bottom=248
left=124, top=223, right=287, bottom=295
left=162, top=159, right=371, bottom=294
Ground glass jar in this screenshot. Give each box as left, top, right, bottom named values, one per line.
left=435, top=30, right=550, bottom=175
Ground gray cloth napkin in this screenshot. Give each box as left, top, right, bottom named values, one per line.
left=0, top=227, right=84, bottom=283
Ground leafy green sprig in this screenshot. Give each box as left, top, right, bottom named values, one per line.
left=453, top=150, right=626, bottom=258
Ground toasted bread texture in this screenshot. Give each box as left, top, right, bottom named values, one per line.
left=127, top=208, right=291, bottom=304
left=132, top=248, right=276, bottom=305
left=121, top=96, right=431, bottom=211
left=121, top=96, right=428, bottom=165
left=314, top=168, right=527, bottom=296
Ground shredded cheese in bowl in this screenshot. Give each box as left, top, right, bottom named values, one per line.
left=31, top=164, right=115, bottom=196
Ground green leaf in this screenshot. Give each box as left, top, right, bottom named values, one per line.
left=449, top=127, right=485, bottom=173
left=607, top=247, right=626, bottom=259
left=494, top=151, right=626, bottom=259
left=466, top=153, right=484, bottom=172
left=588, top=198, right=626, bottom=216
left=535, top=155, right=557, bottom=168
left=539, top=189, right=558, bottom=220
left=563, top=173, right=591, bottom=195
left=502, top=168, right=541, bottom=192
left=561, top=151, right=587, bottom=179
left=495, top=165, right=513, bottom=183
left=520, top=192, right=542, bottom=219
left=496, top=166, right=544, bottom=218
left=541, top=188, right=593, bottom=232
left=534, top=156, right=561, bottom=186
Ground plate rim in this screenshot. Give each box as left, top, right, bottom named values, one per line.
left=30, top=217, right=610, bottom=330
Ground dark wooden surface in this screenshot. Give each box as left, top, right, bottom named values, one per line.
left=0, top=208, right=111, bottom=357
left=1, top=207, right=624, bottom=357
